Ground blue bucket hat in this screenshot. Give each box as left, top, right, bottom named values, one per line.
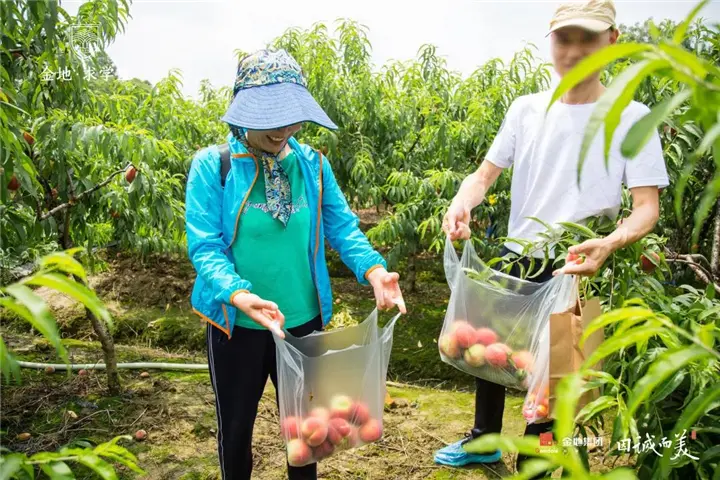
left=221, top=49, right=338, bottom=131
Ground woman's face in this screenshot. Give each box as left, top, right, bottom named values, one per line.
left=246, top=124, right=303, bottom=154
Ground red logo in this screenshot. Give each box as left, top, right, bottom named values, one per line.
left=691, top=430, right=697, bottom=440
left=539, top=432, right=553, bottom=446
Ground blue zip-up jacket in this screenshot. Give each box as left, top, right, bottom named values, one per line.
left=185, top=132, right=387, bottom=338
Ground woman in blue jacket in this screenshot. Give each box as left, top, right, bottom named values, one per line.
left=185, top=49, right=406, bottom=480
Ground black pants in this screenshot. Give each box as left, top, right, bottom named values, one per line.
left=471, top=248, right=560, bottom=477
left=207, top=316, right=323, bottom=480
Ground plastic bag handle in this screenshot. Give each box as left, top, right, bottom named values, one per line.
left=444, top=235, right=461, bottom=291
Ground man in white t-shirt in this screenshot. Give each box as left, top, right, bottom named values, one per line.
left=435, top=0, right=669, bottom=475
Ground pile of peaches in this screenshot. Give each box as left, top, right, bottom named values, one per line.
left=282, top=394, right=382, bottom=466
left=439, top=320, right=533, bottom=385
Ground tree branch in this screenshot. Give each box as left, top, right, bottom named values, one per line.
left=39, top=165, right=130, bottom=221
left=665, top=248, right=720, bottom=294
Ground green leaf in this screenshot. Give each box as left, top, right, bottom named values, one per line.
left=0, top=336, right=21, bottom=383
left=1, top=286, right=67, bottom=363
left=650, top=370, right=686, bottom=403
left=23, top=273, right=112, bottom=328
left=659, top=385, right=720, bottom=476
left=602, top=468, right=639, bottom=480
left=575, top=395, right=617, bottom=424
left=699, top=445, right=720, bottom=466
left=672, top=0, right=711, bottom=44
left=463, top=433, right=540, bottom=457
left=554, top=372, right=586, bottom=441
left=40, top=461, right=75, bottom=479
left=75, top=454, right=117, bottom=480
left=659, top=42, right=709, bottom=78
left=693, top=173, right=720, bottom=246
left=698, top=324, right=715, bottom=349
left=0, top=454, right=27, bottom=480
left=583, top=326, right=664, bottom=368
left=557, top=222, right=597, bottom=239
left=577, top=59, right=669, bottom=185
left=627, top=346, right=711, bottom=417
left=620, top=90, right=691, bottom=158
left=514, top=459, right=556, bottom=480
left=693, top=122, right=720, bottom=159
left=37, top=251, right=87, bottom=281
left=698, top=306, right=720, bottom=322
left=548, top=43, right=653, bottom=110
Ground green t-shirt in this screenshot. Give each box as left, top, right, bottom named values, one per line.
left=231, top=151, right=320, bottom=330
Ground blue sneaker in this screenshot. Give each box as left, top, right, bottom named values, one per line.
left=434, top=435, right=502, bottom=467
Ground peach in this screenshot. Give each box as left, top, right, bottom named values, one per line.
left=350, top=402, right=370, bottom=426
left=134, top=429, right=147, bottom=441
left=281, top=416, right=301, bottom=439
left=340, top=427, right=360, bottom=449
left=310, top=407, right=331, bottom=423
left=287, top=438, right=312, bottom=466
left=330, top=395, right=353, bottom=420
left=329, top=418, right=352, bottom=439
left=312, top=439, right=335, bottom=461
left=358, top=419, right=383, bottom=443
left=485, top=343, right=511, bottom=367
left=452, top=321, right=477, bottom=349
left=536, top=404, right=549, bottom=418
left=327, top=420, right=344, bottom=445
left=301, top=416, right=328, bottom=447
left=474, top=327, right=498, bottom=346
left=511, top=351, right=533, bottom=371
left=523, top=409, right=535, bottom=422
left=463, top=344, right=486, bottom=367
left=439, top=334, right=461, bottom=359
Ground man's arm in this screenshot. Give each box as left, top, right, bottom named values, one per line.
left=454, top=160, right=505, bottom=211
left=558, top=186, right=661, bottom=276
left=444, top=160, right=504, bottom=239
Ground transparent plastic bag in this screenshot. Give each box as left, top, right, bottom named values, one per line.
left=272, top=309, right=400, bottom=466
left=440, top=239, right=577, bottom=423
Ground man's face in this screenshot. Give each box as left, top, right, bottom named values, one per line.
left=551, top=26, right=619, bottom=79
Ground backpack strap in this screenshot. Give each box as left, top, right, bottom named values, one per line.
left=218, top=143, right=231, bottom=187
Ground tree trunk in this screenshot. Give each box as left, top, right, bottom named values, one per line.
left=73, top=274, right=121, bottom=394
left=86, top=308, right=121, bottom=395
left=711, top=198, right=720, bottom=278
left=405, top=252, right=417, bottom=293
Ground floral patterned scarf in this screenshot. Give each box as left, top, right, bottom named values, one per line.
left=233, top=127, right=292, bottom=227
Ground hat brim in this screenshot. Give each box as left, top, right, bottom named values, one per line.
left=547, top=18, right=613, bottom=36
left=221, top=82, right=338, bottom=131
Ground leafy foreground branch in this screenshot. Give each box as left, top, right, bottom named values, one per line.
left=0, top=435, right=144, bottom=479
left=0, top=250, right=137, bottom=479
left=464, top=299, right=720, bottom=480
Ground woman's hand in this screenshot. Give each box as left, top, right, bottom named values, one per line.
left=232, top=292, right=286, bottom=338
left=367, top=268, right=407, bottom=314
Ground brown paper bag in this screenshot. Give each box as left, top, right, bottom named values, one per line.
left=548, top=297, right=604, bottom=419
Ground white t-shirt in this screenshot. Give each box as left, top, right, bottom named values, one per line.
left=485, top=91, right=669, bottom=258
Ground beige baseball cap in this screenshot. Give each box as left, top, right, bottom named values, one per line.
left=548, top=0, right=617, bottom=35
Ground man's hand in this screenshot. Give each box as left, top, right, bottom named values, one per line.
left=553, top=240, right=613, bottom=276
left=442, top=161, right=503, bottom=241
left=443, top=200, right=472, bottom=241
left=367, top=268, right=407, bottom=314
left=554, top=187, right=661, bottom=277
left=232, top=292, right=286, bottom=338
